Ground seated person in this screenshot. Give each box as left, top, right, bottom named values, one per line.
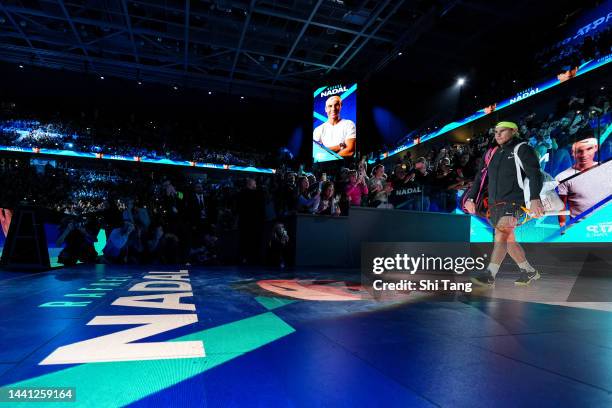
left=102, top=221, right=135, bottom=263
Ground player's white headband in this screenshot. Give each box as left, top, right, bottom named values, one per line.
left=573, top=138, right=598, bottom=147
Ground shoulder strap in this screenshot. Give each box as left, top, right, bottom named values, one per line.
left=471, top=146, right=498, bottom=206
left=484, top=146, right=498, bottom=168
left=513, top=142, right=527, bottom=189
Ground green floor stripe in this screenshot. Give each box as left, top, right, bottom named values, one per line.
left=254, top=296, right=297, bottom=311
left=6, top=312, right=295, bottom=407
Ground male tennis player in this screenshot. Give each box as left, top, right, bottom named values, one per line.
left=464, top=121, right=544, bottom=286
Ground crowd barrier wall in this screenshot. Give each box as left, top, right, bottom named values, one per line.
left=294, top=207, right=470, bottom=267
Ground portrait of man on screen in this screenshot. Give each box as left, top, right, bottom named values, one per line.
left=313, top=95, right=356, bottom=157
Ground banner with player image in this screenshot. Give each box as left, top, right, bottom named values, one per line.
left=465, top=118, right=612, bottom=243
left=313, top=83, right=357, bottom=163
left=467, top=160, right=611, bottom=243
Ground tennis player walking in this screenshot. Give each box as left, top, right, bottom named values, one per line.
left=464, top=121, right=544, bottom=286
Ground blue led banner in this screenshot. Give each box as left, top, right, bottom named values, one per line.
left=556, top=0, right=612, bottom=48
left=313, top=83, right=358, bottom=162
left=377, top=52, right=612, bottom=161
left=0, top=146, right=276, bottom=174
left=467, top=196, right=611, bottom=243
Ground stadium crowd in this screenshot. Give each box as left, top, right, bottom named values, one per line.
left=0, top=119, right=270, bottom=167
left=1, top=79, right=611, bottom=267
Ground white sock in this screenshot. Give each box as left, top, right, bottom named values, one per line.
left=518, top=261, right=535, bottom=272
left=487, top=263, right=500, bottom=277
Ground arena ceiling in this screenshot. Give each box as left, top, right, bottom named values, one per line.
left=0, top=0, right=580, bottom=99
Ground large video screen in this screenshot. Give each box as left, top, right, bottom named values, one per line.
left=313, top=83, right=357, bottom=163
left=377, top=51, right=612, bottom=162
left=468, top=157, right=611, bottom=243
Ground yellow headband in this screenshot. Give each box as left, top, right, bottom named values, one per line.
left=495, top=121, right=518, bottom=130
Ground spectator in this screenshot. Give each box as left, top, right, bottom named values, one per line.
left=455, top=153, right=476, bottom=180
left=368, top=164, right=393, bottom=208
left=316, top=181, right=341, bottom=216
left=102, top=221, right=135, bottom=264
left=345, top=170, right=368, bottom=206
left=296, top=176, right=320, bottom=214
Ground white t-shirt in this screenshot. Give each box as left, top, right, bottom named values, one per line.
left=313, top=119, right=356, bottom=148
left=555, top=161, right=612, bottom=217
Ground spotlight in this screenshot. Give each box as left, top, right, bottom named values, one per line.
left=18, top=64, right=24, bottom=69
left=208, top=91, right=212, bottom=95
left=398, top=52, right=403, bottom=56
left=100, top=75, right=105, bottom=80
left=173, top=85, right=178, bottom=90
left=456, top=77, right=466, bottom=86
left=137, top=81, right=142, bottom=85
left=240, top=96, right=245, bottom=100
left=601, top=86, right=605, bottom=90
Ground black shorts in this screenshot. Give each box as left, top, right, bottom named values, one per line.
left=489, top=201, right=523, bottom=228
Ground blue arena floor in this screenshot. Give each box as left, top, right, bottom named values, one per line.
left=0, top=264, right=611, bottom=407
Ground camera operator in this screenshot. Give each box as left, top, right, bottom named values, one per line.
left=268, top=222, right=290, bottom=269
left=56, top=215, right=100, bottom=266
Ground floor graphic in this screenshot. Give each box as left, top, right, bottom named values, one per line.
left=1, top=265, right=611, bottom=407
